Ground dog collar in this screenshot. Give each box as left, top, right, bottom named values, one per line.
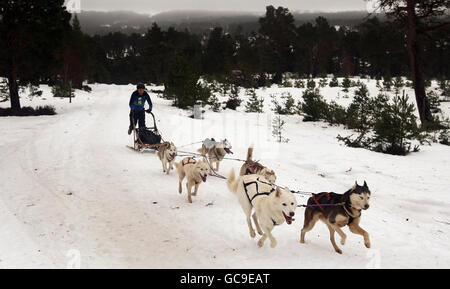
left=343, top=203, right=361, bottom=219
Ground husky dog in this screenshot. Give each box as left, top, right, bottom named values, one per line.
left=157, top=142, right=177, bottom=174
left=227, top=169, right=297, bottom=248
left=197, top=138, right=233, bottom=172
left=174, top=158, right=210, bottom=203
left=300, top=181, right=371, bottom=254
left=239, top=146, right=276, bottom=184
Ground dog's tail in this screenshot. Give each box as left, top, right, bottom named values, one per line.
left=246, top=145, right=254, bottom=162
left=227, top=168, right=239, bottom=194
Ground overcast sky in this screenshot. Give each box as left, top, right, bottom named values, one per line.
left=78, top=0, right=371, bottom=14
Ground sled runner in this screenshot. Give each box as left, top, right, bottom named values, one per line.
left=128, top=111, right=162, bottom=152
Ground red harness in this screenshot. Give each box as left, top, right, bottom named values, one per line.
left=182, top=158, right=197, bottom=166
left=312, top=192, right=331, bottom=211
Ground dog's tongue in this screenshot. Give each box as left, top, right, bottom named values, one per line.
left=202, top=176, right=207, bottom=182
left=283, top=213, right=295, bottom=225
left=225, top=148, right=233, bottom=154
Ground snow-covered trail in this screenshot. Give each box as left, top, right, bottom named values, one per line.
left=1, top=83, right=449, bottom=268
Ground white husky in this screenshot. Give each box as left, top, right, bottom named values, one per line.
left=227, top=169, right=297, bottom=248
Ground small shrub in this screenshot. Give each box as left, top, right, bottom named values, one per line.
left=319, top=78, right=328, bottom=88
left=428, top=91, right=441, bottom=114
left=299, top=88, right=328, bottom=121
left=341, top=77, right=352, bottom=93
left=329, top=76, right=339, bottom=87
left=52, top=82, right=75, bottom=98
left=208, top=94, right=222, bottom=112
left=371, top=92, right=420, bottom=155
left=294, top=79, right=305, bottom=88
left=383, top=75, right=393, bottom=91
left=272, top=115, right=289, bottom=143
left=0, top=105, right=56, bottom=116
left=272, top=92, right=296, bottom=115
left=307, top=78, right=316, bottom=90
left=245, top=89, right=264, bottom=113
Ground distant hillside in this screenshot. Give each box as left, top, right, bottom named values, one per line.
left=76, top=10, right=385, bottom=35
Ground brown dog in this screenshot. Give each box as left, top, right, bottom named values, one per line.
left=239, top=146, right=276, bottom=184
left=156, top=142, right=177, bottom=174
left=300, top=181, right=371, bottom=254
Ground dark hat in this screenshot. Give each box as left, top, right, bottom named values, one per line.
left=137, top=83, right=145, bottom=90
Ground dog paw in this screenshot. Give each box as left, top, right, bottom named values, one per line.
left=270, top=241, right=277, bottom=248
left=250, top=231, right=256, bottom=238
left=257, top=239, right=264, bottom=248
left=341, top=238, right=346, bottom=245
left=335, top=248, right=343, bottom=254
left=365, top=242, right=371, bottom=248
left=300, top=239, right=305, bottom=244
left=257, top=230, right=263, bottom=236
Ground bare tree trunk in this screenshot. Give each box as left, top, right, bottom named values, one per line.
left=8, top=61, right=21, bottom=113
left=406, top=0, right=432, bottom=124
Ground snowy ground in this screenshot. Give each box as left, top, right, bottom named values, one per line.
left=0, top=79, right=449, bottom=268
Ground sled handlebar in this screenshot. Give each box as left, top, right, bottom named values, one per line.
left=147, top=110, right=158, bottom=131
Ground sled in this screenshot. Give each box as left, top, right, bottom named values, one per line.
left=127, top=111, right=162, bottom=152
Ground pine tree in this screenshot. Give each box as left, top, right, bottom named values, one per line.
left=383, top=75, right=393, bottom=91
left=225, top=85, right=241, bottom=110
left=272, top=115, right=288, bottom=142
left=208, top=94, right=222, bottom=112
left=393, top=76, right=405, bottom=95
left=299, top=88, right=328, bottom=121
left=371, top=91, right=420, bottom=155
left=294, top=79, right=305, bottom=88
left=272, top=92, right=295, bottom=115
left=341, top=77, right=351, bottom=93
left=307, top=78, right=316, bottom=90
left=346, top=84, right=372, bottom=132
left=319, top=77, right=328, bottom=88
left=329, top=76, right=339, bottom=87
left=438, top=79, right=450, bottom=101
left=0, top=78, right=8, bottom=101
left=0, top=0, right=72, bottom=113
left=245, top=89, right=264, bottom=113
left=52, top=82, right=74, bottom=99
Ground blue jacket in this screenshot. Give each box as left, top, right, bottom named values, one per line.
left=129, top=90, right=152, bottom=110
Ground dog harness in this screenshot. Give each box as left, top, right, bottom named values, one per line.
left=312, top=192, right=360, bottom=225
left=244, top=161, right=266, bottom=175
left=312, top=193, right=331, bottom=211
left=182, top=158, right=197, bottom=166
left=242, top=178, right=281, bottom=226
left=243, top=177, right=276, bottom=205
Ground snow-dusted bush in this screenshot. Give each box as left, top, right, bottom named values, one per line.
left=341, top=76, right=352, bottom=93
left=0, top=105, right=56, bottom=116
left=245, top=89, right=264, bottom=113
left=272, top=92, right=296, bottom=115
left=208, top=94, right=222, bottom=112
left=299, top=88, right=328, bottom=121
left=294, top=79, right=305, bottom=88
left=225, top=85, right=241, bottom=110
left=329, top=76, right=339, bottom=87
